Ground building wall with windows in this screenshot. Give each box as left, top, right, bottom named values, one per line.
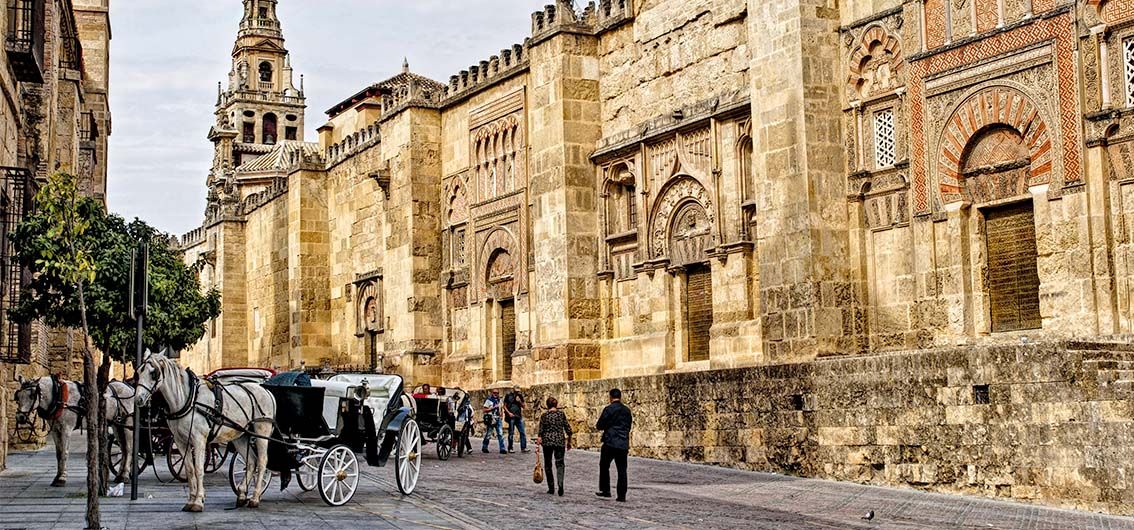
left=179, top=0, right=1134, bottom=512
left=0, top=0, right=111, bottom=471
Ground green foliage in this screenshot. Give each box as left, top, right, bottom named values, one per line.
left=11, top=172, right=221, bottom=362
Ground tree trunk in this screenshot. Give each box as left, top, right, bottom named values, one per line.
left=97, top=354, right=111, bottom=494
left=77, top=282, right=100, bottom=529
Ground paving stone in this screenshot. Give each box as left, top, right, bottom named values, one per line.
left=4, top=434, right=1134, bottom=529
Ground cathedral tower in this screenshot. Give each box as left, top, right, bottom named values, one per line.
left=206, top=0, right=305, bottom=215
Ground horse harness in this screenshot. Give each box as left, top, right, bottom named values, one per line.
left=14, top=375, right=87, bottom=426
left=151, top=366, right=272, bottom=443
left=106, top=383, right=136, bottom=428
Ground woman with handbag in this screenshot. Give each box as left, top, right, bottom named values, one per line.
left=536, top=396, right=572, bottom=496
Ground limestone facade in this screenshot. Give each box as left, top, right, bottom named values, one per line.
left=0, top=0, right=112, bottom=470
left=181, top=0, right=1134, bottom=512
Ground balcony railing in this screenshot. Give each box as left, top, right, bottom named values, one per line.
left=5, top=0, right=44, bottom=83
left=0, top=166, right=35, bottom=364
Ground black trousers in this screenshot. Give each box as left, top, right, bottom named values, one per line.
left=543, top=446, right=565, bottom=492
left=598, top=444, right=628, bottom=500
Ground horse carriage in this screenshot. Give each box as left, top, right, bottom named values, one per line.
left=242, top=374, right=422, bottom=505
left=132, top=355, right=421, bottom=511
left=410, top=385, right=473, bottom=460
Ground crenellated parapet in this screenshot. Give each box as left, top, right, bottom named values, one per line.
left=326, top=119, right=382, bottom=168
left=531, top=0, right=597, bottom=44
left=180, top=225, right=207, bottom=248
left=594, top=0, right=633, bottom=32
left=237, top=176, right=288, bottom=216
left=441, top=41, right=531, bottom=102
left=378, top=77, right=443, bottom=117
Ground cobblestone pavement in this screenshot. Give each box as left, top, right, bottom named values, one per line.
left=5, top=433, right=1134, bottom=529
left=0, top=433, right=476, bottom=530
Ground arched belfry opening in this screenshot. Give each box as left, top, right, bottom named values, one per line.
left=259, top=61, right=273, bottom=84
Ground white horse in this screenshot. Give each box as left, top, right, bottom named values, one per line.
left=134, top=355, right=276, bottom=512
left=104, top=380, right=137, bottom=482
left=13, top=375, right=85, bottom=487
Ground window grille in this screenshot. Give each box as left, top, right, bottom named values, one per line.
left=873, top=109, right=896, bottom=168
left=5, top=0, right=45, bottom=83
left=1125, top=38, right=1134, bottom=108
left=0, top=166, right=34, bottom=364
left=626, top=185, right=637, bottom=228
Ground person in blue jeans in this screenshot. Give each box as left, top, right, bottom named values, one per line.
left=481, top=388, right=506, bottom=454
left=503, top=386, right=529, bottom=453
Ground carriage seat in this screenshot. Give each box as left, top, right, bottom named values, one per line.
left=262, top=384, right=331, bottom=440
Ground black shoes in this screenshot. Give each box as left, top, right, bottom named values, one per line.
left=616, top=498, right=626, bottom=502
left=595, top=492, right=611, bottom=498
left=558, top=489, right=564, bottom=497
left=547, top=489, right=555, bottom=495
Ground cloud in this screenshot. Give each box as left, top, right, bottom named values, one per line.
left=108, top=0, right=547, bottom=235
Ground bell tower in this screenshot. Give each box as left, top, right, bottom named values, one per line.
left=205, top=0, right=306, bottom=217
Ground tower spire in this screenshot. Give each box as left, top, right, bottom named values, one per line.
left=239, top=0, right=282, bottom=39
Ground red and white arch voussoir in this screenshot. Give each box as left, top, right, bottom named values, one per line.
left=937, top=86, right=1053, bottom=195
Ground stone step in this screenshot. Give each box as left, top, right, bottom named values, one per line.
left=1083, top=359, right=1134, bottom=371
left=1098, top=369, right=1134, bottom=383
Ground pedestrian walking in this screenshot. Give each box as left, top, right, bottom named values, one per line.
left=504, top=386, right=529, bottom=453
left=596, top=388, right=632, bottom=502
left=482, top=388, right=506, bottom=454
left=536, top=396, right=572, bottom=496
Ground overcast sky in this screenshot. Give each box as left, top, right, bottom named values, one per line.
left=107, top=0, right=547, bottom=236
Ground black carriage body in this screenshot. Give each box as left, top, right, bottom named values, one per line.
left=261, top=380, right=414, bottom=472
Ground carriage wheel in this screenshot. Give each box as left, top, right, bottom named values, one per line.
left=109, top=427, right=148, bottom=477
left=228, top=451, right=272, bottom=498
left=166, top=443, right=188, bottom=483
left=296, top=451, right=318, bottom=492
left=317, top=445, right=359, bottom=506
left=205, top=444, right=230, bottom=474
left=395, top=419, right=421, bottom=495
left=437, top=425, right=453, bottom=461
left=108, top=428, right=125, bottom=478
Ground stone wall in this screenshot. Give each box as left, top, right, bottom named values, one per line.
left=506, top=342, right=1134, bottom=514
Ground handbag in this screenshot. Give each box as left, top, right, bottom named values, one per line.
left=532, top=447, right=544, bottom=484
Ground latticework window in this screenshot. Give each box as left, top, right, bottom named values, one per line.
left=1125, top=38, right=1134, bottom=108
left=873, top=109, right=896, bottom=168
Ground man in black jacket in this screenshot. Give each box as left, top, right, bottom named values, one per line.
left=595, top=388, right=632, bottom=502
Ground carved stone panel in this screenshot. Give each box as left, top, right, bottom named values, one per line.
left=650, top=177, right=716, bottom=260
left=669, top=203, right=713, bottom=266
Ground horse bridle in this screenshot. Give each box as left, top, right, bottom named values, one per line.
left=13, top=380, right=41, bottom=423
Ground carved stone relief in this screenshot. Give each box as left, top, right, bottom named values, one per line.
left=650, top=177, right=716, bottom=260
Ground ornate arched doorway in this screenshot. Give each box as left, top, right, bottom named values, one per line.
left=651, top=176, right=717, bottom=363
left=480, top=228, right=520, bottom=383
left=938, top=86, right=1049, bottom=333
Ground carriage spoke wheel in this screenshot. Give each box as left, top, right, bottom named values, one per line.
left=109, top=427, right=148, bottom=477
left=228, top=451, right=272, bottom=498
left=395, top=419, right=421, bottom=495
left=317, top=445, right=359, bottom=506
left=296, top=451, right=318, bottom=492
left=167, top=443, right=188, bottom=483
left=205, top=444, right=229, bottom=474
left=108, top=428, right=125, bottom=478
left=437, top=425, right=453, bottom=461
